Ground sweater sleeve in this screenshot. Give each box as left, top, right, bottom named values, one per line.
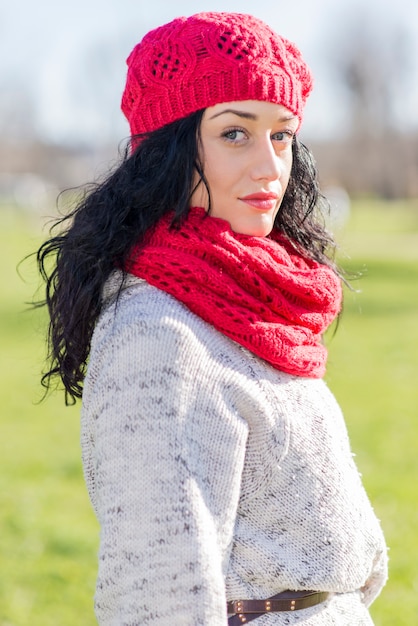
left=81, top=287, right=249, bottom=626
left=360, top=545, right=388, bottom=607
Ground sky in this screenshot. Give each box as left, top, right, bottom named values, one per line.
left=1, top=0, right=417, bottom=145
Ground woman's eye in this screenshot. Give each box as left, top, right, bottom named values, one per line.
left=222, top=129, right=246, bottom=142
left=273, top=131, right=294, bottom=143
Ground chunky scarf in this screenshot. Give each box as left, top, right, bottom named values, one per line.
left=125, top=207, right=342, bottom=378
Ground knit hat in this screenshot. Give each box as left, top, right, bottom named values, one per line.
left=121, top=12, right=313, bottom=138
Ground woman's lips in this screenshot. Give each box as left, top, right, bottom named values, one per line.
left=239, top=193, right=279, bottom=210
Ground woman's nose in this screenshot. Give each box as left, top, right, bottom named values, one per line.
left=250, top=139, right=282, bottom=182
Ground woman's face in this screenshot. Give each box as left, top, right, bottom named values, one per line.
left=190, top=100, right=298, bottom=237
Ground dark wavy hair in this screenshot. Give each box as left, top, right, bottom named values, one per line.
left=37, top=109, right=339, bottom=403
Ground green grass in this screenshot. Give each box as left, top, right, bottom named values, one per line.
left=326, top=198, right=418, bottom=624
left=0, top=209, right=97, bottom=626
left=1, top=199, right=417, bottom=625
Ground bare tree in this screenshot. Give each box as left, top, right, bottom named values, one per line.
left=0, top=81, right=37, bottom=141
left=335, top=16, right=412, bottom=138
left=316, top=10, right=417, bottom=198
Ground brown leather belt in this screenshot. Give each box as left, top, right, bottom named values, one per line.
left=227, top=590, right=329, bottom=625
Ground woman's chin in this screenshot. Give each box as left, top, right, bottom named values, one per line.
left=229, top=216, right=275, bottom=238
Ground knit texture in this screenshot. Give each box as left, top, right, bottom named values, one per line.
left=81, top=274, right=388, bottom=625
left=125, top=207, right=342, bottom=379
left=121, top=12, right=313, bottom=138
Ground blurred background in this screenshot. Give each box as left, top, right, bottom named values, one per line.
left=1, top=1, right=417, bottom=624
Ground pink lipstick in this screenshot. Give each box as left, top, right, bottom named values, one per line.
left=239, top=192, right=279, bottom=210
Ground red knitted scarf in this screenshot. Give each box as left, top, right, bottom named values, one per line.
left=125, top=207, right=342, bottom=378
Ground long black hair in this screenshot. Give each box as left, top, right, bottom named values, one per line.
left=37, top=109, right=339, bottom=403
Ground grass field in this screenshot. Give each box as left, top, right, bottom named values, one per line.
left=0, top=198, right=417, bottom=625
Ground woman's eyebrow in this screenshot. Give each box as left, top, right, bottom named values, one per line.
left=208, top=108, right=257, bottom=120
left=208, top=108, right=297, bottom=123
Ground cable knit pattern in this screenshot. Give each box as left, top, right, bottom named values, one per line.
left=121, top=12, right=313, bottom=139
left=81, top=273, right=387, bottom=625
left=126, top=207, right=342, bottom=379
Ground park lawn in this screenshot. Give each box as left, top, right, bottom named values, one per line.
left=0, top=199, right=417, bottom=625
left=325, top=199, right=418, bottom=625
left=0, top=210, right=97, bottom=626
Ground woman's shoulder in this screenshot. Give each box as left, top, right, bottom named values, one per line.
left=94, top=271, right=251, bottom=382
left=99, top=270, right=219, bottom=345
left=102, top=270, right=177, bottom=314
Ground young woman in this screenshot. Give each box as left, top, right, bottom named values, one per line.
left=37, top=12, right=387, bottom=625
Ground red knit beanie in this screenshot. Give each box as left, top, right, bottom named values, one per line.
left=121, top=12, right=313, bottom=138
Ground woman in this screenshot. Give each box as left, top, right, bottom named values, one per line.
left=37, top=12, right=387, bottom=625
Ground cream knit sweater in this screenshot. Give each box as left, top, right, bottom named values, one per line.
left=81, top=274, right=387, bottom=625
